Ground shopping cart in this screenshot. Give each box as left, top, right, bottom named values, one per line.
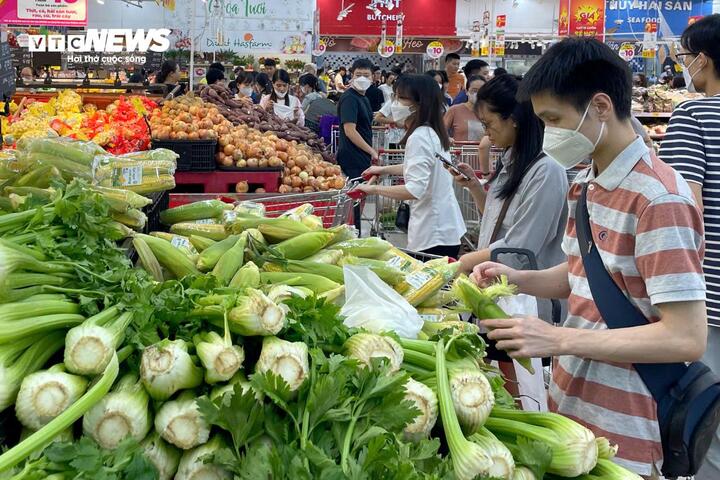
left=372, top=148, right=407, bottom=238
left=331, top=125, right=389, bottom=155
left=169, top=181, right=367, bottom=229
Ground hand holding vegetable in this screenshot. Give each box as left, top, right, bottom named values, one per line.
left=481, top=315, right=560, bottom=359
left=471, top=261, right=523, bottom=290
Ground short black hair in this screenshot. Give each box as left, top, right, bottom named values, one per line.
left=264, top=58, right=277, bottom=68
left=350, top=58, right=373, bottom=73
left=371, top=65, right=380, bottom=73
left=466, top=74, right=486, bottom=89
left=338, top=66, right=347, bottom=73
left=494, top=67, right=508, bottom=76
left=206, top=68, right=225, bottom=85
left=299, top=74, right=318, bottom=91
left=464, top=59, right=489, bottom=75
left=209, top=62, right=224, bottom=72
left=445, top=53, right=460, bottom=63
left=681, top=14, right=720, bottom=77
left=517, top=37, right=633, bottom=119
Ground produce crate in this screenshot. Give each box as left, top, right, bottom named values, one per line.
left=151, top=139, right=217, bottom=172
left=142, top=190, right=170, bottom=234
left=173, top=170, right=281, bottom=194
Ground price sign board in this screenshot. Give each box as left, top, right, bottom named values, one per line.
left=0, top=41, right=15, bottom=97
left=426, top=41, right=444, bottom=59
left=642, top=49, right=656, bottom=58
left=312, top=39, right=327, bottom=56
left=377, top=40, right=395, bottom=58
left=496, top=15, right=507, bottom=28
left=618, top=43, right=635, bottom=62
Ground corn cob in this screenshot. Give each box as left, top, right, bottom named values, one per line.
left=380, top=247, right=422, bottom=272
left=418, top=289, right=457, bottom=308
left=396, top=262, right=461, bottom=306
left=269, top=260, right=344, bottom=284
left=108, top=175, right=175, bottom=194
left=150, top=232, right=199, bottom=259
left=134, top=234, right=200, bottom=279
left=257, top=218, right=312, bottom=243
left=159, top=200, right=232, bottom=225
left=301, top=215, right=324, bottom=231
left=170, top=222, right=228, bottom=241
left=111, top=209, right=147, bottom=230
left=259, top=272, right=340, bottom=294
left=327, top=224, right=358, bottom=245
left=132, top=237, right=164, bottom=282
left=329, top=237, right=392, bottom=259
left=20, top=137, right=103, bottom=165
left=197, top=235, right=240, bottom=271
left=234, top=201, right=266, bottom=217
left=226, top=216, right=274, bottom=234
left=90, top=186, right=152, bottom=212
left=273, top=231, right=334, bottom=260
left=339, top=256, right=406, bottom=286
left=229, top=261, right=261, bottom=289
left=212, top=233, right=247, bottom=286
left=189, top=235, right=216, bottom=252
left=305, top=249, right=343, bottom=265
left=279, top=203, right=314, bottom=219
left=453, top=275, right=534, bottom=374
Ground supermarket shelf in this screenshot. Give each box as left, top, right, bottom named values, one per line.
left=634, top=112, right=672, bottom=119
left=173, top=170, right=281, bottom=194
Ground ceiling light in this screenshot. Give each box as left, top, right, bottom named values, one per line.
left=96, top=0, right=104, bottom=4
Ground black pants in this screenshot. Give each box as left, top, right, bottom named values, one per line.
left=420, top=244, right=461, bottom=259
left=341, top=165, right=367, bottom=234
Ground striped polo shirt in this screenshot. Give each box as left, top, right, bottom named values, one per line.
left=550, top=137, right=705, bottom=476
left=660, top=95, right=720, bottom=325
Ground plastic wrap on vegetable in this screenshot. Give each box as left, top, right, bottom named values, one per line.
left=93, top=149, right=177, bottom=194
left=234, top=201, right=266, bottom=218
left=0, top=150, right=21, bottom=179
left=17, top=137, right=106, bottom=166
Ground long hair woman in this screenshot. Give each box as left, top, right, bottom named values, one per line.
left=354, top=74, right=466, bottom=257
left=453, top=74, right=568, bottom=321
left=260, top=69, right=304, bottom=126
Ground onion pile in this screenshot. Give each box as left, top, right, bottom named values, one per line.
left=148, top=95, right=231, bottom=141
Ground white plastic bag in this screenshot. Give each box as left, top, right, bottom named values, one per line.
left=273, top=103, right=294, bottom=120
left=340, top=265, right=423, bottom=338
left=496, top=294, right=548, bottom=412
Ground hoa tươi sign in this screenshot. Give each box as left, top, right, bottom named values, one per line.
left=0, top=0, right=87, bottom=27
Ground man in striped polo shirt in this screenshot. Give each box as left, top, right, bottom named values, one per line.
left=475, top=37, right=707, bottom=478
left=659, top=14, right=720, bottom=480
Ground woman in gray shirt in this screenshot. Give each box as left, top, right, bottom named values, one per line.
left=452, top=75, right=568, bottom=322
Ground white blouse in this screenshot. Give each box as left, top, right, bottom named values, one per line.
left=259, top=94, right=305, bottom=126
left=402, top=126, right=466, bottom=251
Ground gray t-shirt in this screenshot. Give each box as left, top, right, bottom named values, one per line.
left=478, top=150, right=569, bottom=322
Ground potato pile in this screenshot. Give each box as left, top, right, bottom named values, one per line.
left=199, top=83, right=333, bottom=162
left=149, top=95, right=232, bottom=141
left=217, top=124, right=345, bottom=193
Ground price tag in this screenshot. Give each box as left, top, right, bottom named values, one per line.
left=642, top=49, right=656, bottom=58
left=618, top=43, right=635, bottom=62
left=426, top=41, right=444, bottom=59
left=193, top=218, right=217, bottom=224
left=170, top=235, right=193, bottom=251
left=386, top=255, right=413, bottom=272
left=117, top=166, right=143, bottom=186
left=222, top=210, right=238, bottom=223
left=405, top=270, right=433, bottom=290
left=419, top=314, right=440, bottom=323
left=377, top=40, right=395, bottom=58
left=312, top=40, right=327, bottom=57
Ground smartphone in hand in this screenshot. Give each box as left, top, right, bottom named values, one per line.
left=436, top=153, right=471, bottom=180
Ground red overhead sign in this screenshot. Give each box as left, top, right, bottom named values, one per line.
left=318, top=0, right=457, bottom=37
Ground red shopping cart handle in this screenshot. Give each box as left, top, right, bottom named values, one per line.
left=347, top=189, right=366, bottom=200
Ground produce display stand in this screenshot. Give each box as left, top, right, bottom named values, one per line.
left=173, top=170, right=283, bottom=194
left=12, top=90, right=163, bottom=110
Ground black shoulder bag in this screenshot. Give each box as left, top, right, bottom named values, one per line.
left=576, top=183, right=720, bottom=477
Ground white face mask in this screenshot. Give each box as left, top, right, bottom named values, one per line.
left=468, top=92, right=478, bottom=104
left=240, top=86, right=254, bottom=97
left=353, top=76, right=372, bottom=92
left=438, top=83, right=443, bottom=90
left=391, top=101, right=413, bottom=123
left=543, top=102, right=605, bottom=169
left=682, top=55, right=700, bottom=93
left=274, top=88, right=287, bottom=99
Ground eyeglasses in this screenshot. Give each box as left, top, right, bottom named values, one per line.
left=676, top=52, right=698, bottom=66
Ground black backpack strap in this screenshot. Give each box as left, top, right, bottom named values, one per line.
left=575, top=183, right=687, bottom=404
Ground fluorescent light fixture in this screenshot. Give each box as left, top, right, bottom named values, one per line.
left=96, top=0, right=104, bottom=4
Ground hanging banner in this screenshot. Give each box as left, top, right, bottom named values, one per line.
left=567, top=0, right=605, bottom=38
left=426, top=40, right=444, bottom=59
left=197, top=0, right=314, bottom=53
left=394, top=14, right=404, bottom=53
left=318, top=0, right=456, bottom=36
left=0, top=0, right=87, bottom=27
left=496, top=15, right=507, bottom=28
left=558, top=0, right=570, bottom=35
left=494, top=31, right=506, bottom=56
left=320, top=36, right=463, bottom=54
left=604, top=0, right=712, bottom=39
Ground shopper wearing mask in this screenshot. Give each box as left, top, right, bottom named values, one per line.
left=353, top=74, right=466, bottom=257
left=444, top=53, right=465, bottom=99
left=260, top=69, right=304, bottom=126
left=452, top=59, right=490, bottom=105
left=300, top=74, right=324, bottom=110
left=231, top=72, right=256, bottom=101
left=379, top=71, right=397, bottom=104
left=659, top=14, right=720, bottom=480
left=444, top=75, right=487, bottom=141
left=472, top=37, right=706, bottom=478
left=454, top=74, right=567, bottom=324
left=301, top=75, right=337, bottom=135
left=337, top=58, right=376, bottom=231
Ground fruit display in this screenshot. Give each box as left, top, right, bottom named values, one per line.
left=643, top=123, right=667, bottom=137
left=0, top=190, right=643, bottom=480
left=217, top=125, right=345, bottom=193
left=1, top=92, right=157, bottom=155
left=199, top=83, right=332, bottom=160
left=148, top=94, right=223, bottom=142
left=631, top=85, right=703, bottom=113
